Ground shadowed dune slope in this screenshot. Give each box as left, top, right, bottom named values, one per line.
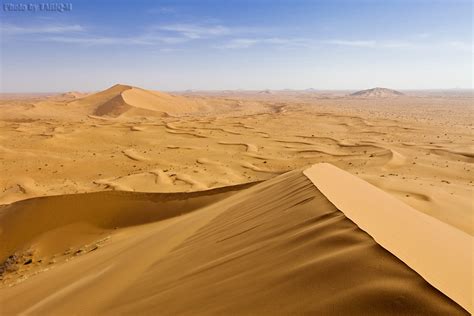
left=305, top=163, right=472, bottom=312
left=0, top=170, right=467, bottom=315
left=0, top=182, right=257, bottom=262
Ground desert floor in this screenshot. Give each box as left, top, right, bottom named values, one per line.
left=1, top=87, right=472, bottom=233
left=0, top=86, right=471, bottom=314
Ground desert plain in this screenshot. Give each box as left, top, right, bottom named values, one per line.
left=0, top=85, right=472, bottom=314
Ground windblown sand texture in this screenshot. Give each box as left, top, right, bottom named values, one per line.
left=0, top=85, right=472, bottom=314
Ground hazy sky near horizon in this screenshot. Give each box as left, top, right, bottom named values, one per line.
left=1, top=0, right=472, bottom=92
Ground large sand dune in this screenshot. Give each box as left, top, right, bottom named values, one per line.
left=0, top=166, right=468, bottom=314
left=69, top=84, right=216, bottom=117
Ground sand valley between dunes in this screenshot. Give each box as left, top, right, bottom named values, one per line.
left=0, top=85, right=472, bottom=314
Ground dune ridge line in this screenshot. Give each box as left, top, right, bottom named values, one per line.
left=303, top=163, right=473, bottom=313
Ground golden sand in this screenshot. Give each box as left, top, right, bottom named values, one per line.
left=0, top=85, right=471, bottom=314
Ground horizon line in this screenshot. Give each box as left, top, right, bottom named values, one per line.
left=1, top=86, right=473, bottom=94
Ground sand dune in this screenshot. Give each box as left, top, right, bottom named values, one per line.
left=58, top=84, right=266, bottom=118
left=0, top=166, right=468, bottom=314
left=69, top=84, right=203, bottom=117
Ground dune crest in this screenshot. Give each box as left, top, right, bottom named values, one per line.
left=304, top=163, right=472, bottom=312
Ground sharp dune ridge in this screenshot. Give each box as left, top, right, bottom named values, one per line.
left=305, top=163, right=472, bottom=312
left=0, top=167, right=468, bottom=315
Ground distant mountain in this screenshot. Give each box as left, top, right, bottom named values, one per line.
left=60, top=91, right=87, bottom=99
left=350, top=87, right=404, bottom=98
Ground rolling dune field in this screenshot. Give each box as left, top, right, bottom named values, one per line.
left=0, top=86, right=472, bottom=314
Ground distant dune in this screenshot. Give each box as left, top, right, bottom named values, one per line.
left=0, top=85, right=281, bottom=121
left=350, top=87, right=405, bottom=98
left=68, top=84, right=216, bottom=117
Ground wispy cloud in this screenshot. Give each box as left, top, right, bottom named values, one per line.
left=3, top=21, right=471, bottom=54
left=43, top=36, right=119, bottom=45
left=156, top=23, right=230, bottom=39
left=378, top=40, right=417, bottom=49
left=129, top=34, right=189, bottom=45
left=217, top=37, right=472, bottom=52
left=217, top=38, right=260, bottom=49
left=321, top=38, right=472, bottom=51
left=218, top=37, right=388, bottom=50
left=1, top=23, right=84, bottom=34
left=2, top=21, right=266, bottom=48
left=1, top=22, right=190, bottom=46
left=217, top=37, right=312, bottom=49
left=264, top=38, right=311, bottom=47
left=43, top=34, right=188, bottom=46
left=322, top=39, right=376, bottom=48
left=159, top=47, right=183, bottom=53
left=154, top=23, right=269, bottom=40
left=147, top=6, right=177, bottom=15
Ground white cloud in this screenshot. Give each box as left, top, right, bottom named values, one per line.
left=217, top=38, right=260, bottom=49
left=0, top=24, right=84, bottom=34
left=322, top=39, right=376, bottom=47
left=157, top=23, right=230, bottom=39
left=44, top=36, right=120, bottom=45
left=322, top=39, right=473, bottom=52
left=218, top=37, right=383, bottom=50
left=217, top=37, right=312, bottom=49
left=4, top=21, right=470, bottom=54
left=44, top=34, right=188, bottom=46
left=159, top=47, right=183, bottom=52
left=147, top=6, right=177, bottom=14
left=132, top=34, right=189, bottom=45
left=378, top=40, right=417, bottom=48
left=263, top=37, right=311, bottom=47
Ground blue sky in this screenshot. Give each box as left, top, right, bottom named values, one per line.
left=1, top=0, right=472, bottom=92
